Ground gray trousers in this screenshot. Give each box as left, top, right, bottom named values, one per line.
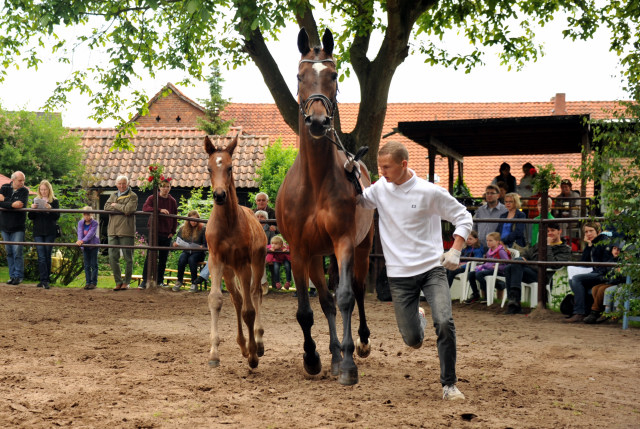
left=108, top=236, right=134, bottom=285
left=388, top=266, right=458, bottom=386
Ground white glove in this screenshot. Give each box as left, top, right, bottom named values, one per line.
left=344, top=159, right=361, bottom=175
left=440, top=248, right=461, bottom=270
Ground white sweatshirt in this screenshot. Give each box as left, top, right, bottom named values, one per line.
left=360, top=170, right=472, bottom=277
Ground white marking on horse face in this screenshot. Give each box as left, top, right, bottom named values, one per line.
left=216, top=156, right=222, bottom=167
left=312, top=62, right=327, bottom=75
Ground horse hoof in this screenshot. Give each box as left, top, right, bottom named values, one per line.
left=257, top=343, right=264, bottom=357
left=331, top=361, right=340, bottom=376
left=356, top=338, right=371, bottom=358
left=208, top=360, right=220, bottom=368
left=303, top=352, right=322, bottom=375
left=338, top=368, right=359, bottom=386
left=248, top=357, right=259, bottom=369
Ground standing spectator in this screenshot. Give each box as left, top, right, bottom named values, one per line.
left=172, top=210, right=206, bottom=292
left=76, top=206, right=100, bottom=290
left=0, top=171, right=29, bottom=285
left=490, top=162, right=517, bottom=194
left=446, top=230, right=484, bottom=287
left=465, top=232, right=511, bottom=304
left=516, top=162, right=536, bottom=199
left=554, top=179, right=581, bottom=238
left=496, top=181, right=508, bottom=204
left=503, top=222, right=571, bottom=314
left=104, top=175, right=138, bottom=291
left=254, top=192, right=277, bottom=234
left=139, top=179, right=178, bottom=289
left=28, top=180, right=60, bottom=289
left=565, top=221, right=614, bottom=323
left=472, top=184, right=507, bottom=248
left=356, top=141, right=472, bottom=401
left=256, top=210, right=275, bottom=295
left=496, top=192, right=527, bottom=249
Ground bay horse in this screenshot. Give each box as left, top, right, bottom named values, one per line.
left=275, top=28, right=374, bottom=385
left=204, top=134, right=267, bottom=369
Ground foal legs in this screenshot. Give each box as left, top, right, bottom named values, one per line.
left=208, top=261, right=225, bottom=368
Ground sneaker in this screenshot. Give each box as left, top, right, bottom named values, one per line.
left=85, top=284, right=97, bottom=290
left=13, top=278, right=22, bottom=286
left=563, top=314, right=585, bottom=323
left=138, top=281, right=147, bottom=290
left=159, top=283, right=171, bottom=289
left=172, top=281, right=183, bottom=292
left=583, top=310, right=601, bottom=324
left=464, top=295, right=479, bottom=305
left=443, top=384, right=465, bottom=401
left=284, top=281, right=291, bottom=290
left=418, top=307, right=427, bottom=332
left=37, top=282, right=44, bottom=288
left=276, top=282, right=282, bottom=290
left=505, top=301, right=521, bottom=315
left=192, top=276, right=203, bottom=286
left=189, top=284, right=197, bottom=293
left=43, top=282, right=50, bottom=290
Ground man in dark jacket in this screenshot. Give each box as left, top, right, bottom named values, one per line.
left=0, top=171, right=30, bottom=285
left=503, top=222, right=572, bottom=314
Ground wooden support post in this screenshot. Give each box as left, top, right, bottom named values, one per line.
left=147, top=187, right=159, bottom=288
left=537, top=190, right=549, bottom=307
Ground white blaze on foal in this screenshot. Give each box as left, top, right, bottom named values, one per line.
left=216, top=156, right=222, bottom=167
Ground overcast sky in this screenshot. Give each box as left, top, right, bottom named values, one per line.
left=0, top=19, right=627, bottom=128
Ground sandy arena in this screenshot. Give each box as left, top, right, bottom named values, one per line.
left=0, top=284, right=638, bottom=428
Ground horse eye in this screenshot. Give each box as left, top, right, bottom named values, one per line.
left=207, top=167, right=211, bottom=173
left=331, top=72, right=338, bottom=81
left=297, top=74, right=302, bottom=82
left=227, top=166, right=232, bottom=175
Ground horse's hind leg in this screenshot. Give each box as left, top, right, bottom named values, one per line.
left=309, top=255, right=341, bottom=376
left=292, top=254, right=321, bottom=375
left=251, top=255, right=265, bottom=357
left=208, top=262, right=225, bottom=368
left=354, top=225, right=374, bottom=358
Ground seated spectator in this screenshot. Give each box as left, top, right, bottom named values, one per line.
left=565, top=221, right=615, bottom=323
left=496, top=192, right=527, bottom=249
left=472, top=184, right=507, bottom=248
left=76, top=207, right=100, bottom=290
left=266, top=235, right=292, bottom=290
left=465, top=232, right=510, bottom=304
left=446, top=230, right=484, bottom=287
left=190, top=261, right=225, bottom=293
left=503, top=222, right=571, bottom=314
left=530, top=197, right=555, bottom=247
left=584, top=244, right=626, bottom=324
left=490, top=162, right=516, bottom=194
left=172, top=210, right=207, bottom=292
left=516, top=162, right=536, bottom=199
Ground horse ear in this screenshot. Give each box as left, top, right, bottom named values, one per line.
left=204, top=135, right=215, bottom=155
left=322, top=28, right=333, bottom=57
left=298, top=28, right=310, bottom=55
left=226, top=133, right=239, bottom=155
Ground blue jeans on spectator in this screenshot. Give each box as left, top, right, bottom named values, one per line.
left=504, top=259, right=537, bottom=303
left=177, top=251, right=206, bottom=282
left=446, top=265, right=466, bottom=287
left=468, top=269, right=497, bottom=297
left=388, top=267, right=457, bottom=386
left=272, top=260, right=292, bottom=286
left=570, top=272, right=604, bottom=315
left=83, top=247, right=99, bottom=286
left=2, top=230, right=25, bottom=280
left=34, top=234, right=56, bottom=283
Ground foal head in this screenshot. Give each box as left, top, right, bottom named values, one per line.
left=204, top=134, right=238, bottom=206
left=297, top=28, right=337, bottom=139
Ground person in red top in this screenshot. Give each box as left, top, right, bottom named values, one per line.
left=140, top=179, right=178, bottom=289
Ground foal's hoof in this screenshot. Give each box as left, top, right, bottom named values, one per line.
left=303, top=352, right=322, bottom=375
left=257, top=342, right=264, bottom=357
left=208, top=360, right=220, bottom=368
left=338, top=367, right=359, bottom=386
left=248, top=356, right=259, bottom=369
left=356, top=338, right=371, bottom=358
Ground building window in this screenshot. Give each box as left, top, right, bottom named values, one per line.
left=155, top=115, right=161, bottom=122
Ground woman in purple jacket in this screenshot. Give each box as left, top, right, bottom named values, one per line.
left=75, top=207, right=100, bottom=290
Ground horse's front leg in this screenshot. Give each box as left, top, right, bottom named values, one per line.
left=309, top=255, right=341, bottom=376
left=291, top=252, right=321, bottom=375
left=224, top=269, right=249, bottom=360
left=354, top=224, right=374, bottom=358
left=334, top=241, right=357, bottom=385
left=208, top=260, right=225, bottom=368
left=237, top=264, right=259, bottom=368
left=251, top=255, right=266, bottom=357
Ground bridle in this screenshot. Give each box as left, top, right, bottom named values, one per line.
left=297, top=58, right=351, bottom=157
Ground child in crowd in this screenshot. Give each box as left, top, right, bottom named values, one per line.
left=266, top=235, right=292, bottom=290
left=465, top=232, right=510, bottom=304
left=172, top=210, right=207, bottom=292
left=584, top=245, right=626, bottom=324
left=75, top=207, right=100, bottom=290
left=446, top=230, right=485, bottom=287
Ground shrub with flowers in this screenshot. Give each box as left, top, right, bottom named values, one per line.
left=531, top=163, right=561, bottom=194
left=139, top=163, right=172, bottom=191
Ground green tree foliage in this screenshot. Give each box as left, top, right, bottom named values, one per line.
left=197, top=67, right=234, bottom=136
left=250, top=138, right=297, bottom=208
left=579, top=103, right=640, bottom=310
left=1, top=1, right=637, bottom=168
left=0, top=107, right=84, bottom=184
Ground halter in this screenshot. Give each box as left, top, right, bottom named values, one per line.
left=298, top=58, right=338, bottom=122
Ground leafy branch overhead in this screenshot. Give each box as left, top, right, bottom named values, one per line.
left=0, top=1, right=638, bottom=167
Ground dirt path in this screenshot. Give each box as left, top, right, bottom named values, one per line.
left=0, top=284, right=638, bottom=428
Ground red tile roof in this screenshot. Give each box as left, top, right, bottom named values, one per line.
left=74, top=127, right=269, bottom=189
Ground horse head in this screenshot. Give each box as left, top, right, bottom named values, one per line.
left=204, top=134, right=238, bottom=206
left=297, top=28, right=337, bottom=139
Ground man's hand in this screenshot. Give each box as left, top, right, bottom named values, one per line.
left=440, top=248, right=461, bottom=270
left=11, top=201, right=23, bottom=209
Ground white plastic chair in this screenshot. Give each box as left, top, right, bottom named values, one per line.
left=500, top=267, right=561, bottom=308
left=485, top=248, right=519, bottom=306
left=455, top=261, right=477, bottom=302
